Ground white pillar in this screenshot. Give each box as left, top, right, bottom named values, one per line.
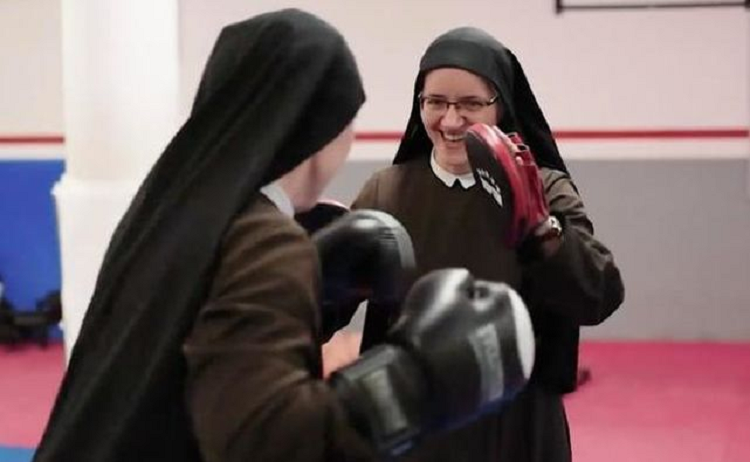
left=747, top=13, right=750, bottom=199
left=55, top=0, right=179, bottom=362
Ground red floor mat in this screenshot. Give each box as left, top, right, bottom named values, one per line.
left=2, top=341, right=749, bottom=461
left=567, top=342, right=750, bottom=462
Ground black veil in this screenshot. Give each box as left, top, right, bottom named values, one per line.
left=34, top=9, right=365, bottom=462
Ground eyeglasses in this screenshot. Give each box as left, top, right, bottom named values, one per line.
left=418, top=93, right=498, bottom=115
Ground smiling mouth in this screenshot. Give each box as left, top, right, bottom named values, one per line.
left=442, top=132, right=466, bottom=142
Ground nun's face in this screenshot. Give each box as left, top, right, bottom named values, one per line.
left=420, top=68, right=498, bottom=175
left=303, top=123, right=355, bottom=208
left=316, top=122, right=354, bottom=183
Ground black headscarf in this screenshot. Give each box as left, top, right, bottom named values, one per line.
left=34, top=9, right=365, bottom=462
left=393, top=27, right=568, bottom=175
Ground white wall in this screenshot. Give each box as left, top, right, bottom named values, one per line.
left=178, top=0, right=750, bottom=159
left=0, top=0, right=62, bottom=135
left=2, top=0, right=748, bottom=160
left=1, top=0, right=749, bottom=340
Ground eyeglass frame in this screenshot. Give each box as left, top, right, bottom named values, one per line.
left=417, top=92, right=499, bottom=115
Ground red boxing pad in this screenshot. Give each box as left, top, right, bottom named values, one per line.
left=504, top=132, right=550, bottom=235
left=295, top=199, right=350, bottom=235
left=506, top=132, right=524, bottom=146
left=466, top=124, right=530, bottom=248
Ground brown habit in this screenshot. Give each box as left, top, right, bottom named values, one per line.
left=184, top=196, right=376, bottom=462
left=352, top=157, right=625, bottom=462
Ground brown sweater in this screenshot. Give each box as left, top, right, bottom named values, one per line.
left=183, top=195, right=376, bottom=462
left=352, top=157, right=625, bottom=462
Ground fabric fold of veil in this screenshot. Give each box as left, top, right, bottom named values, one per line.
left=34, top=9, right=365, bottom=462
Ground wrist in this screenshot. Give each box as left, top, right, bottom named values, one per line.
left=535, top=216, right=563, bottom=258
left=519, top=216, right=564, bottom=263
left=533, top=215, right=563, bottom=242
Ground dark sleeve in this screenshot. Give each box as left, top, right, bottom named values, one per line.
left=183, top=206, right=375, bottom=462
left=523, top=170, right=625, bottom=326
left=349, top=172, right=400, bottom=352
left=351, top=173, right=380, bottom=210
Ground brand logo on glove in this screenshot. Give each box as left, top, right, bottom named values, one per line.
left=477, top=168, right=503, bottom=208
left=469, top=324, right=504, bottom=402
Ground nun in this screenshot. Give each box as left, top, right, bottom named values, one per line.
left=351, top=27, right=625, bottom=462
left=34, top=9, right=375, bottom=462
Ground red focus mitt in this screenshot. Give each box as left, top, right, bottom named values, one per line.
left=466, top=124, right=560, bottom=249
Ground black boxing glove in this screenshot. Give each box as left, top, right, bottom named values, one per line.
left=330, top=268, right=535, bottom=457
left=300, top=206, right=415, bottom=341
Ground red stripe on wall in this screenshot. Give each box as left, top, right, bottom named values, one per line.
left=553, top=129, right=750, bottom=140
left=1, top=128, right=748, bottom=145
left=0, top=135, right=65, bottom=144
left=354, top=131, right=404, bottom=142
left=355, top=128, right=750, bottom=142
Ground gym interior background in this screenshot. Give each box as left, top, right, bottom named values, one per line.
left=0, top=1, right=748, bottom=461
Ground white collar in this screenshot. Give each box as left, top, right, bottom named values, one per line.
left=260, top=182, right=295, bottom=218
left=430, top=150, right=476, bottom=189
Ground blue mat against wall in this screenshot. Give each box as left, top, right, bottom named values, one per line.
left=0, top=160, right=64, bottom=311
left=0, top=446, right=34, bottom=462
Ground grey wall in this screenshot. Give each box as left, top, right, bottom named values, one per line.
left=326, top=158, right=750, bottom=341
